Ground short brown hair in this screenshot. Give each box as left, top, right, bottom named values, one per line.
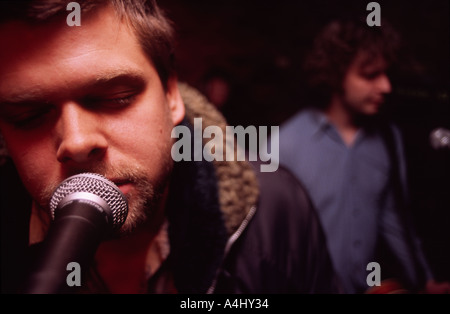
left=303, top=16, right=401, bottom=108
left=0, top=0, right=176, bottom=88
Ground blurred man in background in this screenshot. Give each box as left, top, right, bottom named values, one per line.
left=278, top=16, right=449, bottom=293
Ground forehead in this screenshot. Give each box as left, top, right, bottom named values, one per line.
left=0, top=5, right=149, bottom=100
left=350, top=51, right=388, bottom=73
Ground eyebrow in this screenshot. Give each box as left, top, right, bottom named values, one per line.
left=90, top=70, right=147, bottom=88
left=0, top=69, right=147, bottom=107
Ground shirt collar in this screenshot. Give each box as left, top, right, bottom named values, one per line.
left=305, top=108, right=333, bottom=137
left=305, top=108, right=367, bottom=146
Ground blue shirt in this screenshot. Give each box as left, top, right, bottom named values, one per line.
left=277, top=109, right=432, bottom=293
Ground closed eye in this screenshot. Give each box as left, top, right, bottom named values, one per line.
left=362, top=71, right=383, bottom=80
left=83, top=91, right=138, bottom=110
left=2, top=105, right=55, bottom=130
left=101, top=93, right=137, bottom=108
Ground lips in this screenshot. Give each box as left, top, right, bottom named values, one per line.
left=111, top=179, right=132, bottom=195
left=372, top=95, right=385, bottom=105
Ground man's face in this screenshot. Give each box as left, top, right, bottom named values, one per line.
left=0, top=6, right=184, bottom=233
left=340, top=52, right=392, bottom=116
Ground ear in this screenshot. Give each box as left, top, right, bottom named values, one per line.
left=165, top=75, right=185, bottom=126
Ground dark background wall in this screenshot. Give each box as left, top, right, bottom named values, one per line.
left=158, top=0, right=449, bottom=282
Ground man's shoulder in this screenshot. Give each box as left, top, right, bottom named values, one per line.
left=250, top=162, right=316, bottom=226
left=217, top=162, right=340, bottom=293
left=280, top=108, right=318, bottom=133
left=278, top=108, right=320, bottom=149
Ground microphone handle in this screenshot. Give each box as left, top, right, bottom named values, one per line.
left=24, top=201, right=108, bottom=294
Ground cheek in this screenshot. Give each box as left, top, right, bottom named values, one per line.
left=6, top=135, right=57, bottom=200
left=121, top=120, right=172, bottom=160
left=106, top=100, right=174, bottom=172
left=344, top=77, right=371, bottom=102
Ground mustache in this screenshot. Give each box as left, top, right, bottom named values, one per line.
left=38, top=162, right=148, bottom=209
left=64, top=163, right=140, bottom=182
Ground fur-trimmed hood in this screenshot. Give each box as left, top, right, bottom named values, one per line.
left=151, top=83, right=261, bottom=293
left=178, top=82, right=259, bottom=236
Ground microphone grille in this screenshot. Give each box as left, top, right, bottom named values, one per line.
left=430, top=128, right=450, bottom=150
left=49, top=173, right=128, bottom=230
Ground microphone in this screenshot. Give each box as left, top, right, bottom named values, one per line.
left=24, top=173, right=128, bottom=294
left=430, top=128, right=450, bottom=150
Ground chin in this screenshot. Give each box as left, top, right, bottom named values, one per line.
left=363, top=103, right=382, bottom=115
left=364, top=109, right=379, bottom=116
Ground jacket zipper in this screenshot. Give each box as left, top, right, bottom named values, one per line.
left=206, top=205, right=257, bottom=294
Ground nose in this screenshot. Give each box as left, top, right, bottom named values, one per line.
left=56, top=103, right=108, bottom=165
left=378, top=74, right=392, bottom=94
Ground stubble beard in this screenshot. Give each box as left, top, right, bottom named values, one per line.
left=36, top=160, right=173, bottom=237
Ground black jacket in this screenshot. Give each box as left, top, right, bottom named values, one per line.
left=213, top=162, right=342, bottom=293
